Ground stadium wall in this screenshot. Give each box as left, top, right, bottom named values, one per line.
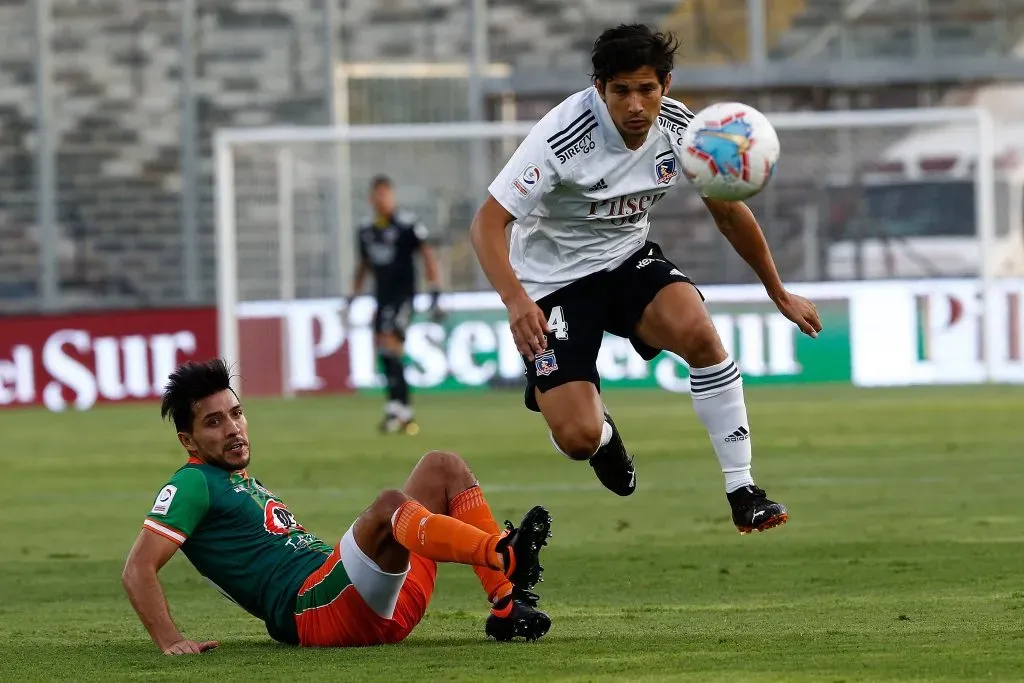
left=2, top=279, right=1023, bottom=411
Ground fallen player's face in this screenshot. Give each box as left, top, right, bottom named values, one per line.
left=183, top=389, right=251, bottom=471
left=598, top=66, right=669, bottom=144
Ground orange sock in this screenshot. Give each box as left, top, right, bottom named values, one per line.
left=450, top=485, right=514, bottom=603
left=391, top=501, right=504, bottom=572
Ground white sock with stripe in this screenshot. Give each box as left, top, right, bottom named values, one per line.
left=689, top=356, right=755, bottom=493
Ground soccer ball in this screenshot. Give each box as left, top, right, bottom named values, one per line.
left=680, top=102, right=780, bottom=202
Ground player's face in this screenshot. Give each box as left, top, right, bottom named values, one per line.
left=370, top=184, right=396, bottom=218
left=179, top=389, right=250, bottom=471
left=597, top=66, right=671, bottom=147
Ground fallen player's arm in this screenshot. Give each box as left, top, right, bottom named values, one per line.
left=702, top=197, right=786, bottom=302
left=122, top=529, right=218, bottom=655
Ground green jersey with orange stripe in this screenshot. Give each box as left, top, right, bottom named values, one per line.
left=143, top=458, right=333, bottom=644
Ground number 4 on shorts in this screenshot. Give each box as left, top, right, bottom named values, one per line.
left=547, top=306, right=569, bottom=340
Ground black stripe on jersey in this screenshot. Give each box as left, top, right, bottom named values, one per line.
left=547, top=111, right=596, bottom=146
left=658, top=110, right=691, bottom=130
left=655, top=150, right=675, bottom=159
left=553, top=121, right=599, bottom=157
left=662, top=101, right=695, bottom=120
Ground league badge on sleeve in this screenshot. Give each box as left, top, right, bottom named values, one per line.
left=512, top=163, right=542, bottom=197
left=150, top=485, right=177, bottom=515
left=535, top=349, right=558, bottom=376
left=655, top=155, right=678, bottom=185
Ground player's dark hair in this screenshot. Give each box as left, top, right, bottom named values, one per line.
left=161, top=358, right=236, bottom=433
left=370, top=174, right=392, bottom=190
left=591, top=24, right=679, bottom=86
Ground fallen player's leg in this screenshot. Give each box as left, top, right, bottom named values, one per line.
left=295, top=451, right=552, bottom=646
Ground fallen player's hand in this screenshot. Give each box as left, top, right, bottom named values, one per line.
left=774, top=291, right=822, bottom=338
left=505, top=292, right=550, bottom=360
left=163, top=639, right=220, bottom=656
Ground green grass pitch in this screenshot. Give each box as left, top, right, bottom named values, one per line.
left=2, top=384, right=1023, bottom=682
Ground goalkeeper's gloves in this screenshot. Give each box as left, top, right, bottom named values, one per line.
left=428, top=289, right=446, bottom=323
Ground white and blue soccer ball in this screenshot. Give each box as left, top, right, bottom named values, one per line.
left=679, top=102, right=780, bottom=202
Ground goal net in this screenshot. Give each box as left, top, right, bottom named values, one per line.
left=214, top=107, right=1003, bottom=396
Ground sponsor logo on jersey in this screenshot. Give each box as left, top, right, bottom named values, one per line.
left=587, top=192, right=668, bottom=226
left=658, top=101, right=694, bottom=146
left=511, top=163, right=542, bottom=197
left=547, top=110, right=598, bottom=165
left=535, top=349, right=558, bottom=376
left=264, top=500, right=306, bottom=535
left=150, top=485, right=177, bottom=515
left=656, top=155, right=678, bottom=185
left=554, top=131, right=596, bottom=165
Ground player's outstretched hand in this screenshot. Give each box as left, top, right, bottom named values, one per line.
left=163, top=639, right=220, bottom=656
left=506, top=292, right=550, bottom=360
left=774, top=291, right=822, bottom=338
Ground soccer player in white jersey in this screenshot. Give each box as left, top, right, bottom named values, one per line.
left=470, top=24, right=822, bottom=534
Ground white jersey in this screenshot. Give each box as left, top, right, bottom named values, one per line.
left=488, top=87, right=696, bottom=300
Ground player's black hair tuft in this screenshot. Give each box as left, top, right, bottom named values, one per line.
left=161, top=358, right=236, bottom=433
left=591, top=24, right=679, bottom=86
left=370, top=174, right=392, bottom=190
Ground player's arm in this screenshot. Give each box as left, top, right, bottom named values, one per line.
left=471, top=130, right=560, bottom=359
left=703, top=197, right=822, bottom=337
left=351, top=258, right=369, bottom=298
left=470, top=196, right=550, bottom=359
left=121, top=530, right=218, bottom=655
left=350, top=229, right=371, bottom=298
left=411, top=220, right=444, bottom=319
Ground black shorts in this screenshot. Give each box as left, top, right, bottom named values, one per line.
left=522, top=241, right=701, bottom=412
left=373, top=296, right=414, bottom=340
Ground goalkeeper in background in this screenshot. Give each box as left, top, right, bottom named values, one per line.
left=350, top=175, right=444, bottom=435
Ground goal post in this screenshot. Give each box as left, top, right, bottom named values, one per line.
left=213, top=107, right=998, bottom=396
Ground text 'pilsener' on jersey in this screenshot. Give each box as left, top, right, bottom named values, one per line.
left=357, top=211, right=430, bottom=302
left=487, top=87, right=696, bottom=301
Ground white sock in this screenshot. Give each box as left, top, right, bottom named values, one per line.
left=689, top=356, right=755, bottom=493
left=550, top=420, right=613, bottom=460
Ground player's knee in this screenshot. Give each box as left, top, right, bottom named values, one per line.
left=682, top=322, right=727, bottom=367
left=371, top=489, right=411, bottom=526
left=552, top=422, right=603, bottom=461
left=418, top=449, right=467, bottom=479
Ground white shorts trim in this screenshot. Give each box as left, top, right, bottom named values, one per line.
left=340, top=525, right=410, bottom=620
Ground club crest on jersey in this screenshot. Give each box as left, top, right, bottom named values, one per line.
left=535, top=349, right=558, bottom=376
left=656, top=156, right=678, bottom=185
left=264, top=500, right=306, bottom=535
left=512, top=163, right=542, bottom=197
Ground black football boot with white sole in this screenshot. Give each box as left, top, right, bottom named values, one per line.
left=588, top=411, right=636, bottom=496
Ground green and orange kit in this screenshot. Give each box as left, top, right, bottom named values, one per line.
left=143, top=458, right=332, bottom=643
